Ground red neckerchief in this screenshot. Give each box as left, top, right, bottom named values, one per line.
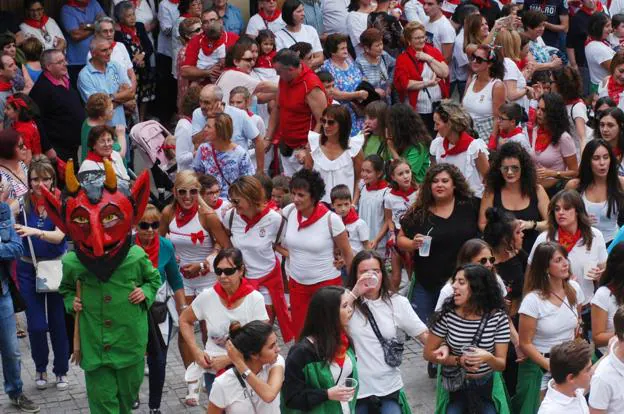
left=471, top=0, right=491, bottom=8
left=534, top=126, right=552, bottom=154
left=580, top=0, right=603, bottom=15
left=135, top=234, right=159, bottom=268
left=181, top=12, right=194, bottom=18
left=499, top=127, right=523, bottom=139
left=334, top=332, right=349, bottom=367
left=85, top=151, right=112, bottom=162
left=0, top=81, right=12, bottom=92
left=515, top=58, right=527, bottom=71
left=211, top=198, right=223, bottom=210
left=267, top=199, right=279, bottom=211
left=120, top=24, right=140, bottom=46
left=66, top=0, right=89, bottom=9
left=584, top=36, right=610, bottom=47
left=241, top=205, right=271, bottom=232
left=365, top=179, right=388, bottom=191
left=246, top=109, right=254, bottom=117
left=558, top=228, right=581, bottom=252
left=259, top=9, right=282, bottom=22
left=200, top=32, right=226, bottom=56
left=442, top=131, right=474, bottom=158
left=214, top=277, right=256, bottom=309
left=608, top=76, right=624, bottom=104
left=297, top=203, right=329, bottom=230
left=342, top=208, right=359, bottom=225
left=7, top=95, right=27, bottom=109
left=613, top=145, right=622, bottom=158
left=255, top=51, right=276, bottom=69
left=23, top=15, right=50, bottom=29
left=390, top=186, right=417, bottom=202
left=175, top=203, right=198, bottom=228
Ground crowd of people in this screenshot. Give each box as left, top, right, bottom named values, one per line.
left=5, top=0, right=624, bottom=413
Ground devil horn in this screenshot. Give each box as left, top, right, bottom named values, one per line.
left=65, top=159, right=80, bottom=194
left=103, top=158, right=117, bottom=191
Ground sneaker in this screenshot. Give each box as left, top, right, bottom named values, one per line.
left=10, top=394, right=40, bottom=413
left=35, top=372, right=47, bottom=390
left=132, top=398, right=140, bottom=410
left=149, top=410, right=161, bottom=414
left=144, top=364, right=149, bottom=376
left=56, top=376, right=69, bottom=390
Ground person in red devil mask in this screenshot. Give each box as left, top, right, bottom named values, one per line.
left=41, top=159, right=161, bottom=414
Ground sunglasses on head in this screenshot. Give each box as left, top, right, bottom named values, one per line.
left=138, top=221, right=159, bottom=230
left=178, top=188, right=199, bottom=196
left=478, top=256, right=496, bottom=265
left=215, top=266, right=240, bottom=276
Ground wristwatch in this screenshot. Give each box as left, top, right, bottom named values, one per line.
left=241, top=368, right=252, bottom=379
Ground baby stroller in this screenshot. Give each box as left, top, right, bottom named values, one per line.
left=129, top=120, right=176, bottom=210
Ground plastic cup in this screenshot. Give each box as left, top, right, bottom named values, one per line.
left=419, top=236, right=432, bottom=257
left=365, top=271, right=379, bottom=288
left=584, top=261, right=598, bottom=280
left=344, top=378, right=358, bottom=401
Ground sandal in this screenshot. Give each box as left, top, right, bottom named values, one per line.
left=184, top=382, right=200, bottom=407
left=16, top=329, right=26, bottom=339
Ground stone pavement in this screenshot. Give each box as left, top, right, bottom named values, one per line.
left=0, top=323, right=437, bottom=413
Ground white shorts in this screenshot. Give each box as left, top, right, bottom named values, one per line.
left=280, top=152, right=304, bottom=177
left=183, top=273, right=216, bottom=297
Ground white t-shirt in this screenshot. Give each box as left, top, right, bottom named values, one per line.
left=346, top=11, right=370, bottom=57
left=282, top=205, right=345, bottom=284
left=348, top=294, right=427, bottom=398
left=383, top=190, right=417, bottom=230
left=191, top=288, right=268, bottom=358
left=246, top=14, right=287, bottom=38
left=175, top=117, right=194, bottom=172
left=518, top=280, right=585, bottom=353
left=503, top=58, right=529, bottom=112
left=567, top=101, right=589, bottom=157
left=87, top=42, right=133, bottom=72
left=209, top=355, right=285, bottom=414
left=591, top=286, right=618, bottom=354
left=435, top=275, right=508, bottom=311
left=321, top=0, right=350, bottom=35
left=78, top=151, right=130, bottom=180
left=430, top=137, right=489, bottom=198
left=528, top=228, right=608, bottom=304
left=20, top=18, right=65, bottom=51
left=424, top=16, right=455, bottom=53
left=452, top=29, right=468, bottom=83
left=196, top=44, right=226, bottom=70
left=586, top=41, right=615, bottom=85
left=345, top=218, right=370, bottom=254
left=588, top=348, right=624, bottom=413
left=538, top=379, right=589, bottom=414
left=275, top=25, right=323, bottom=54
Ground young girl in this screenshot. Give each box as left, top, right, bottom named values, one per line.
left=487, top=102, right=531, bottom=153
left=384, top=159, right=417, bottom=290
left=4, top=93, right=43, bottom=165
left=254, top=29, right=277, bottom=81
left=362, top=100, right=389, bottom=159
left=198, top=173, right=231, bottom=223
left=355, top=154, right=389, bottom=257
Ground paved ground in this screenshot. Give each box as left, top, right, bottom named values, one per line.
left=0, top=316, right=437, bottom=414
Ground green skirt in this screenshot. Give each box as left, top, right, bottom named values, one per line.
left=511, top=359, right=545, bottom=414
left=434, top=368, right=510, bottom=414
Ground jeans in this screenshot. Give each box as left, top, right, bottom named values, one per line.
left=17, top=261, right=69, bottom=376
left=203, top=372, right=216, bottom=396
left=410, top=282, right=440, bottom=324
left=447, top=375, right=496, bottom=414
left=0, top=287, right=23, bottom=398
left=146, top=318, right=172, bottom=409
left=356, top=398, right=402, bottom=414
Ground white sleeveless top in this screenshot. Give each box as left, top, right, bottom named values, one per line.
left=582, top=193, right=618, bottom=243
left=169, top=212, right=216, bottom=285
left=310, top=132, right=365, bottom=204
left=357, top=181, right=389, bottom=255
left=462, top=78, right=500, bottom=122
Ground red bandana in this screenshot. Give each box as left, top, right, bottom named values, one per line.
left=255, top=51, right=276, bottom=69
left=297, top=203, right=329, bottom=230
left=214, top=277, right=256, bottom=309
left=181, top=12, right=194, bottom=18
left=534, top=126, right=552, bottom=154
left=212, top=198, right=223, bottom=210
left=515, top=58, right=527, bottom=71
left=6, top=95, right=27, bottom=109
left=23, top=15, right=50, bottom=29
left=175, top=203, right=198, bottom=228
left=499, top=127, right=523, bottom=139
left=580, top=0, right=603, bottom=15
left=442, top=131, right=474, bottom=158
left=120, top=24, right=140, bottom=46
left=608, top=76, right=624, bottom=105
left=85, top=151, right=112, bottom=162
left=267, top=199, right=279, bottom=211
left=558, top=228, right=581, bottom=252
left=200, top=32, right=226, bottom=56
left=259, top=9, right=282, bottom=22
left=66, top=0, right=89, bottom=9
left=0, top=81, right=12, bottom=92
left=390, top=186, right=417, bottom=202
left=584, top=36, right=610, bottom=47
left=613, top=145, right=623, bottom=158
left=365, top=179, right=388, bottom=191
left=241, top=205, right=271, bottom=232
left=342, top=208, right=359, bottom=225
left=334, top=332, right=349, bottom=367
left=135, top=234, right=159, bottom=268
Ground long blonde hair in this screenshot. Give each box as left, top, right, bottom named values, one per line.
left=494, top=29, right=521, bottom=61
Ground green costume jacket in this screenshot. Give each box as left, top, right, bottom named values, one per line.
left=59, top=245, right=161, bottom=372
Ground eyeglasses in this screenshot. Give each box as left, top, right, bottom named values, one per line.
left=138, top=221, right=160, bottom=230
left=500, top=165, right=520, bottom=173
left=190, top=27, right=202, bottom=33
left=470, top=55, right=489, bottom=64
left=240, top=57, right=254, bottom=62
left=215, top=266, right=240, bottom=276
left=30, top=176, right=53, bottom=183
left=321, top=118, right=337, bottom=126
left=478, top=257, right=496, bottom=265
left=498, top=116, right=511, bottom=121
left=177, top=188, right=199, bottom=197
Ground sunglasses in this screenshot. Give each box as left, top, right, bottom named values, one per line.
left=178, top=188, right=199, bottom=197
left=321, top=118, right=337, bottom=126
left=240, top=57, right=254, bottom=62
left=470, top=55, right=489, bottom=64
left=138, top=221, right=159, bottom=230
left=478, top=256, right=496, bottom=265
left=215, top=266, right=240, bottom=276
left=500, top=165, right=520, bottom=173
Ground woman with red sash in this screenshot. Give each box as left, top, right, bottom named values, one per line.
left=225, top=176, right=294, bottom=342
left=280, top=169, right=353, bottom=337
left=179, top=248, right=269, bottom=406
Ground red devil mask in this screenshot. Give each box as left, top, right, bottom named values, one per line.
left=41, top=159, right=150, bottom=282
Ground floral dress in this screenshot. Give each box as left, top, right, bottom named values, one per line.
left=191, top=144, right=255, bottom=197
left=115, top=22, right=156, bottom=103
left=320, top=59, right=365, bottom=135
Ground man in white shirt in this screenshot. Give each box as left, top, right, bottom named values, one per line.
left=589, top=307, right=624, bottom=414
left=538, top=340, right=592, bottom=414
left=423, top=0, right=455, bottom=65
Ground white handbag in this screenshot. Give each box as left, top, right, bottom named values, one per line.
left=23, top=210, right=63, bottom=293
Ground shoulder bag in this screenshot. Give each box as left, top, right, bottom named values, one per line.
left=361, top=302, right=404, bottom=367
left=405, top=53, right=440, bottom=114
left=23, top=209, right=62, bottom=293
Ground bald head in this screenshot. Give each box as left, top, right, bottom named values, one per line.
left=199, top=85, right=225, bottom=117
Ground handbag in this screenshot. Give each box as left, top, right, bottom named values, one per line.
left=6, top=268, right=26, bottom=313
left=361, top=302, right=404, bottom=367
left=150, top=282, right=172, bottom=325
left=23, top=210, right=62, bottom=293
left=441, top=312, right=492, bottom=392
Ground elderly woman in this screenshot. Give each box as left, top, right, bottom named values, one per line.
left=356, top=28, right=396, bottom=104
left=14, top=156, right=68, bottom=391
left=20, top=0, right=65, bottom=51
left=80, top=93, right=126, bottom=163
left=179, top=248, right=269, bottom=406
left=79, top=125, right=130, bottom=181
left=134, top=203, right=185, bottom=412
left=394, top=22, right=449, bottom=135
left=320, top=34, right=368, bottom=136
left=0, top=129, right=30, bottom=213
left=191, top=112, right=255, bottom=197
left=114, top=1, right=156, bottom=121
left=274, top=0, right=323, bottom=69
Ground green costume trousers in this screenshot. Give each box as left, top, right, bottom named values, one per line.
left=84, top=360, right=144, bottom=414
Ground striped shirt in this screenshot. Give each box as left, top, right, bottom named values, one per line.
left=431, top=309, right=510, bottom=375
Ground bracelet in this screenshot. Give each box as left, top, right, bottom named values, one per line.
left=180, top=305, right=189, bottom=311
left=346, top=289, right=358, bottom=301
left=38, top=230, right=44, bottom=240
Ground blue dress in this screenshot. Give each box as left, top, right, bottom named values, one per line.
left=320, top=59, right=365, bottom=136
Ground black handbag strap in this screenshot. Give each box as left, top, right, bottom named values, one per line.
left=361, top=302, right=389, bottom=345
left=233, top=368, right=258, bottom=414
left=470, top=312, right=492, bottom=347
